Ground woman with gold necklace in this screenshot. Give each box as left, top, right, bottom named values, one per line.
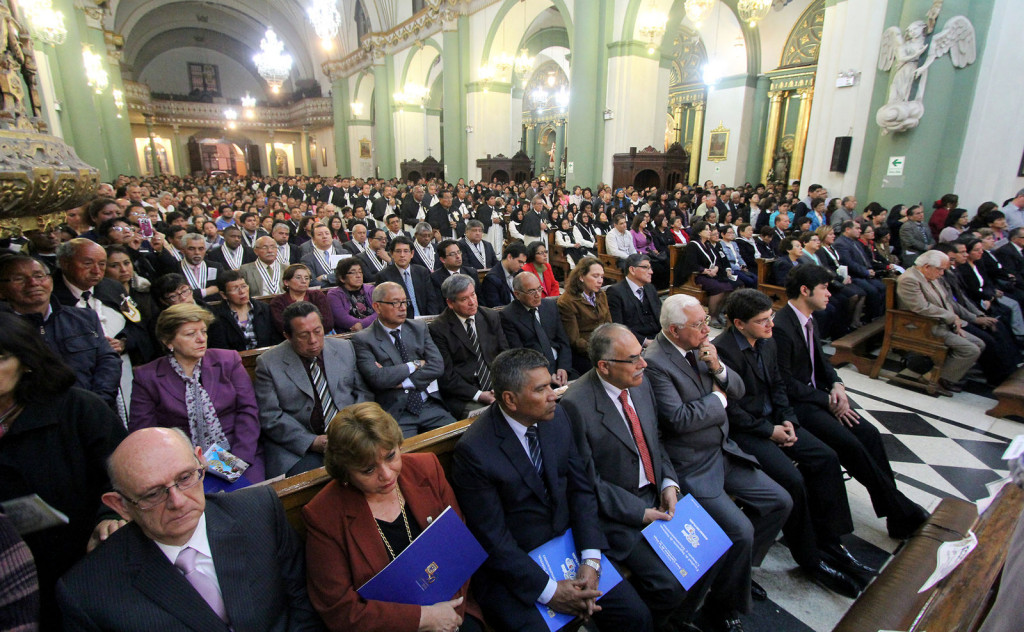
left=303, top=402, right=484, bottom=632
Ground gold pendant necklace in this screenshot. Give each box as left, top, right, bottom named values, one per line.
left=374, top=486, right=413, bottom=560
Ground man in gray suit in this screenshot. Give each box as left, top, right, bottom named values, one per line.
left=239, top=236, right=287, bottom=296
left=560, top=323, right=708, bottom=632
left=254, top=301, right=371, bottom=477
left=351, top=282, right=456, bottom=436
left=643, top=294, right=792, bottom=632
left=57, top=428, right=323, bottom=632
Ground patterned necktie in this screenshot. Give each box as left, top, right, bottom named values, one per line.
left=390, top=329, right=424, bottom=414
left=174, top=547, right=229, bottom=622
left=403, top=270, right=421, bottom=317
left=308, top=358, right=338, bottom=433
left=618, top=390, right=657, bottom=486
left=79, top=290, right=92, bottom=308
left=465, top=318, right=492, bottom=391
left=805, top=319, right=817, bottom=388
left=525, top=425, right=544, bottom=482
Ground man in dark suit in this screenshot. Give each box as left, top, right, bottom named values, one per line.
left=426, top=190, right=462, bottom=240
left=428, top=274, right=508, bottom=418
left=774, top=265, right=929, bottom=540
left=179, top=233, right=224, bottom=301
left=400, top=185, right=428, bottom=232
left=995, top=228, right=1024, bottom=292
left=769, top=214, right=791, bottom=256
left=713, top=290, right=868, bottom=598
left=500, top=273, right=574, bottom=385
left=205, top=226, right=256, bottom=271
left=370, top=184, right=396, bottom=221
left=271, top=223, right=302, bottom=265
left=300, top=224, right=348, bottom=288
left=451, top=349, right=653, bottom=632
left=560, top=324, right=707, bottom=630
left=357, top=227, right=391, bottom=283
left=340, top=222, right=371, bottom=256
left=460, top=220, right=497, bottom=270
left=644, top=294, right=792, bottom=632
left=481, top=242, right=527, bottom=308
left=431, top=240, right=480, bottom=307
left=520, top=196, right=548, bottom=245
left=410, top=222, right=440, bottom=271
left=351, top=282, right=455, bottom=436
left=834, top=221, right=884, bottom=319
left=376, top=236, right=443, bottom=317
left=56, top=428, right=323, bottom=632
left=606, top=253, right=662, bottom=347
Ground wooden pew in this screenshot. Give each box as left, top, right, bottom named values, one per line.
left=830, top=320, right=885, bottom=375
left=755, top=258, right=787, bottom=311
left=869, top=278, right=948, bottom=395
left=547, top=231, right=570, bottom=282
left=985, top=366, right=1024, bottom=420
left=834, top=483, right=1024, bottom=632
left=669, top=243, right=708, bottom=306
left=596, top=234, right=624, bottom=283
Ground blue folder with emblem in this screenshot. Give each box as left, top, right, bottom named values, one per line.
left=641, top=493, right=732, bottom=590
left=357, top=506, right=488, bottom=605
left=528, top=529, right=623, bottom=632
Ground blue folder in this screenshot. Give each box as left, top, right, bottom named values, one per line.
left=528, top=529, right=623, bottom=632
left=357, top=506, right=488, bottom=605
left=641, top=493, right=732, bottom=590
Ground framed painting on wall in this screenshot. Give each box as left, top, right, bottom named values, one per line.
left=707, top=122, right=730, bottom=162
left=187, top=63, right=220, bottom=95
left=359, top=138, right=372, bottom=159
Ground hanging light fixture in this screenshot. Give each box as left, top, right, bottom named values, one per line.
left=306, top=0, right=341, bottom=50
left=112, top=89, right=125, bottom=118
left=22, top=0, right=67, bottom=46
left=82, top=46, right=108, bottom=94
left=224, top=108, right=238, bottom=130
left=638, top=10, right=667, bottom=55
left=350, top=101, right=364, bottom=116
left=512, top=48, right=534, bottom=85
left=736, top=0, right=772, bottom=28
left=241, top=92, right=256, bottom=118
left=253, top=28, right=292, bottom=94
left=685, top=0, right=715, bottom=28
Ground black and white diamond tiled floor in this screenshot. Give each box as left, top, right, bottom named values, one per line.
left=733, top=365, right=1019, bottom=632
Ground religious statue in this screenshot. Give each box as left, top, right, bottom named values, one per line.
left=772, top=148, right=790, bottom=184
left=875, top=0, right=976, bottom=134
left=0, top=4, right=33, bottom=131
left=547, top=141, right=556, bottom=169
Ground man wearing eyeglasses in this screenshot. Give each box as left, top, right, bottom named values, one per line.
left=500, top=271, right=574, bottom=386
left=239, top=236, right=287, bottom=296
left=57, top=427, right=323, bottom=631
left=606, top=253, right=662, bottom=348
left=643, top=294, right=792, bottom=632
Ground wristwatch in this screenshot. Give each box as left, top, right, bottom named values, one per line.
left=581, top=558, right=601, bottom=578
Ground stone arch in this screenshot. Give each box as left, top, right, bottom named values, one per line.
left=657, top=0, right=761, bottom=77
left=634, top=169, right=661, bottom=189
left=480, top=0, right=574, bottom=69
left=399, top=39, right=443, bottom=91
left=779, top=0, right=825, bottom=68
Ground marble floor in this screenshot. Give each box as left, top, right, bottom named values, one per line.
left=732, top=361, right=1022, bottom=632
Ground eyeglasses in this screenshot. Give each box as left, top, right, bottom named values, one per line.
left=682, top=316, right=712, bottom=330
left=164, top=287, right=192, bottom=302
left=516, top=287, right=543, bottom=296
left=0, top=272, right=50, bottom=285
left=750, top=312, right=775, bottom=327
left=602, top=354, right=644, bottom=366
left=118, top=463, right=205, bottom=510
left=377, top=299, right=412, bottom=308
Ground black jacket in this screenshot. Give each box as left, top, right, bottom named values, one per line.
left=606, top=279, right=662, bottom=344
left=207, top=300, right=283, bottom=352
left=499, top=298, right=573, bottom=376
left=713, top=329, right=797, bottom=439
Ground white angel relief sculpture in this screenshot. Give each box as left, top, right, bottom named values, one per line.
left=875, top=3, right=976, bottom=134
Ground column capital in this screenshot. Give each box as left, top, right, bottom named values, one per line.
left=768, top=91, right=784, bottom=102
left=268, top=129, right=275, bottom=140
left=693, top=102, right=705, bottom=112
left=171, top=124, right=180, bottom=134
left=796, top=87, right=814, bottom=99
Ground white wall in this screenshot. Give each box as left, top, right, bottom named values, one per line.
left=138, top=48, right=266, bottom=99
left=602, top=54, right=662, bottom=184
left=467, top=90, right=513, bottom=182
left=348, top=124, right=375, bottom=179
left=800, top=0, right=887, bottom=197
left=757, top=0, right=815, bottom=72
left=699, top=85, right=753, bottom=186
left=955, top=0, right=1024, bottom=211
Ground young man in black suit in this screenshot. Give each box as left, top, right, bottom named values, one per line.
left=452, top=349, right=653, bottom=632
left=206, top=226, right=256, bottom=271
left=460, top=220, right=497, bottom=270
left=375, top=236, right=443, bottom=317
left=606, top=253, right=662, bottom=347
left=480, top=242, right=527, bottom=308
left=773, top=265, right=929, bottom=540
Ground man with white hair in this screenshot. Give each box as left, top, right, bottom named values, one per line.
left=896, top=249, right=984, bottom=391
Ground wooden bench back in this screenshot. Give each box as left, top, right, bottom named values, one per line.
left=669, top=243, right=708, bottom=305
left=755, top=258, right=787, bottom=311
left=597, top=235, right=624, bottom=283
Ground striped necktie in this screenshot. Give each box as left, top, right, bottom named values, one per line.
left=525, top=425, right=544, bottom=482
left=308, top=359, right=338, bottom=433
left=465, top=318, right=492, bottom=391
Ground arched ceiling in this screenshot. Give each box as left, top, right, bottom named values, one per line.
left=132, top=28, right=269, bottom=93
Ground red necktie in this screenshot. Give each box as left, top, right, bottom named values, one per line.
left=618, top=390, right=656, bottom=486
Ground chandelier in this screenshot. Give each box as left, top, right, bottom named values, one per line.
left=253, top=28, right=292, bottom=94
left=306, top=0, right=341, bottom=50
left=22, top=0, right=67, bottom=46
left=350, top=101, right=364, bottom=116
left=512, top=48, right=534, bottom=85
left=112, top=89, right=125, bottom=118
left=685, top=0, right=715, bottom=28
left=241, top=92, right=256, bottom=118
left=82, top=46, right=108, bottom=94
left=638, top=10, right=667, bottom=54
left=224, top=108, right=238, bottom=130
left=737, top=0, right=772, bottom=27
left=394, top=83, right=428, bottom=106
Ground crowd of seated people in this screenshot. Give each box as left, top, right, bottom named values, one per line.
left=0, top=171, right=1020, bottom=631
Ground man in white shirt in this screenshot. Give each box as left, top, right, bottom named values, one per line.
left=605, top=213, right=638, bottom=263
left=56, top=427, right=322, bottom=630
left=1002, top=188, right=1024, bottom=232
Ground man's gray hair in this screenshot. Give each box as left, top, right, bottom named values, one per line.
left=531, top=195, right=545, bottom=206
left=441, top=273, right=475, bottom=301
left=588, top=323, right=632, bottom=365
left=841, top=196, right=855, bottom=205
left=181, top=232, right=206, bottom=247
left=512, top=271, right=537, bottom=293
left=660, top=294, right=701, bottom=330
left=56, top=238, right=90, bottom=265
left=1016, top=188, right=1024, bottom=198
left=414, top=221, right=433, bottom=234
left=466, top=219, right=484, bottom=231
left=372, top=281, right=403, bottom=302
left=915, top=250, right=948, bottom=268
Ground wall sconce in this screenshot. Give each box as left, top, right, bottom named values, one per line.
left=603, top=109, right=614, bottom=120
left=351, top=101, right=364, bottom=117
left=835, top=69, right=861, bottom=88
left=465, top=125, right=474, bottom=134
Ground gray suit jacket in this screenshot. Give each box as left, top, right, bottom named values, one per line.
left=642, top=333, right=757, bottom=498
left=254, top=337, right=371, bottom=477
left=559, top=370, right=678, bottom=562
left=57, top=486, right=324, bottom=632
left=351, top=319, right=445, bottom=419
left=239, top=260, right=288, bottom=296
left=896, top=265, right=965, bottom=335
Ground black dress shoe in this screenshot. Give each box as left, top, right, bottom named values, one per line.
left=938, top=378, right=963, bottom=393
left=750, top=580, right=767, bottom=601
left=805, top=560, right=863, bottom=599
left=719, top=617, right=745, bottom=632
left=887, top=503, right=930, bottom=540
left=820, top=543, right=879, bottom=575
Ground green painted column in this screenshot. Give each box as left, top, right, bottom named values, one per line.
left=371, top=54, right=396, bottom=179
left=457, top=15, right=470, bottom=180
left=442, top=21, right=466, bottom=181
left=526, top=124, right=538, bottom=169
left=533, top=124, right=545, bottom=176
left=106, top=62, right=140, bottom=175
left=78, top=17, right=127, bottom=178
left=745, top=75, right=770, bottom=184
left=861, top=0, right=994, bottom=210
left=49, top=0, right=108, bottom=177
left=332, top=76, right=352, bottom=176
left=567, top=0, right=610, bottom=187
left=268, top=130, right=277, bottom=178
left=35, top=41, right=73, bottom=146
left=554, top=119, right=566, bottom=179
left=171, top=125, right=185, bottom=176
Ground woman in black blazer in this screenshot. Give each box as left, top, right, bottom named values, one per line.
left=207, top=270, right=283, bottom=351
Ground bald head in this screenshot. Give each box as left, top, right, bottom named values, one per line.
left=107, top=428, right=196, bottom=490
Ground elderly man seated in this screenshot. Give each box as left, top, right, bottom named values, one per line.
left=896, top=250, right=986, bottom=392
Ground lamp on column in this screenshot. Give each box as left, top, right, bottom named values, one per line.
left=306, top=0, right=341, bottom=50
left=224, top=108, right=238, bottom=130
left=350, top=101, right=364, bottom=116
left=82, top=46, right=108, bottom=94
left=112, top=89, right=125, bottom=118
left=512, top=48, right=534, bottom=85
left=253, top=28, right=293, bottom=94
left=21, top=0, right=67, bottom=46
left=638, top=10, right=667, bottom=55
left=736, top=0, right=772, bottom=28
left=684, top=0, right=715, bottom=28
